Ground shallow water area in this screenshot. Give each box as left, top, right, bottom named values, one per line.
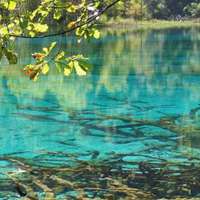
left=0, top=27, right=200, bottom=199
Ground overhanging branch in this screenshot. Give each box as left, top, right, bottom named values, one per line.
left=9, top=0, right=121, bottom=39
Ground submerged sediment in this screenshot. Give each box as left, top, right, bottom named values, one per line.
left=0, top=154, right=200, bottom=199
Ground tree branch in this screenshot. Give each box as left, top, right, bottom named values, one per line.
left=9, top=0, right=121, bottom=39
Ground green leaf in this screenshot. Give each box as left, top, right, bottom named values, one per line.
left=93, top=30, right=100, bottom=39
left=76, top=28, right=85, bottom=37
left=54, top=10, right=62, bottom=20
left=55, top=51, right=65, bottom=61
left=67, top=5, right=77, bottom=13
left=4, top=49, right=17, bottom=64
left=78, top=59, right=92, bottom=70
left=48, top=42, right=57, bottom=52
left=30, top=10, right=38, bottom=20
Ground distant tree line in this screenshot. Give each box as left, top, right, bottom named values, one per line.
left=103, top=0, right=200, bottom=20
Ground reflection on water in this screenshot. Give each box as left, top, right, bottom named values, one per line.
left=0, top=27, right=200, bottom=199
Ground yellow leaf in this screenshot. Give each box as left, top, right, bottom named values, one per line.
left=43, top=48, right=48, bottom=54
left=74, top=61, right=86, bottom=76
left=0, top=27, right=8, bottom=35
left=67, top=21, right=76, bottom=29
left=34, top=23, right=48, bottom=33
left=29, top=31, right=36, bottom=37
left=64, top=68, right=71, bottom=76
left=8, top=1, right=16, bottom=10
left=68, top=61, right=74, bottom=68
left=41, top=63, right=49, bottom=74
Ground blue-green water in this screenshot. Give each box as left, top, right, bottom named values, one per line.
left=0, top=27, right=200, bottom=199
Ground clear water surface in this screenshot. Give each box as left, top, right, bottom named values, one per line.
left=0, top=27, right=200, bottom=199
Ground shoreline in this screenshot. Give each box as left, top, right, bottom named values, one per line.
left=99, top=19, right=200, bottom=30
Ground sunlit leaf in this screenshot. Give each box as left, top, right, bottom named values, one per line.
left=34, top=23, right=48, bottom=33
left=67, top=5, right=77, bottom=13
left=55, top=51, right=65, bottom=61
left=93, top=30, right=100, bottom=39
left=49, top=42, right=57, bottom=52
left=67, top=21, right=76, bottom=29
left=29, top=31, right=36, bottom=37
left=42, top=47, right=48, bottom=54
left=64, top=68, right=71, bottom=76
left=41, top=63, right=49, bottom=74
left=0, top=27, right=9, bottom=35
left=68, top=61, right=74, bottom=69
left=54, top=10, right=62, bottom=20
left=74, top=61, right=87, bottom=76
left=8, top=1, right=17, bottom=10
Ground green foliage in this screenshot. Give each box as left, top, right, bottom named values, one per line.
left=23, top=42, right=57, bottom=81
left=0, top=0, right=104, bottom=80
left=0, top=40, right=17, bottom=64
left=102, top=0, right=199, bottom=20
left=184, top=2, right=200, bottom=18
left=56, top=54, right=90, bottom=77
left=4, top=48, right=18, bottom=64
left=23, top=42, right=90, bottom=81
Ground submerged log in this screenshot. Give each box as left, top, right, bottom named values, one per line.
left=6, top=173, right=38, bottom=200
left=4, top=158, right=55, bottom=200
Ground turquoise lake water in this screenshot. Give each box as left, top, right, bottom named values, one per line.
left=0, top=27, right=200, bottom=199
